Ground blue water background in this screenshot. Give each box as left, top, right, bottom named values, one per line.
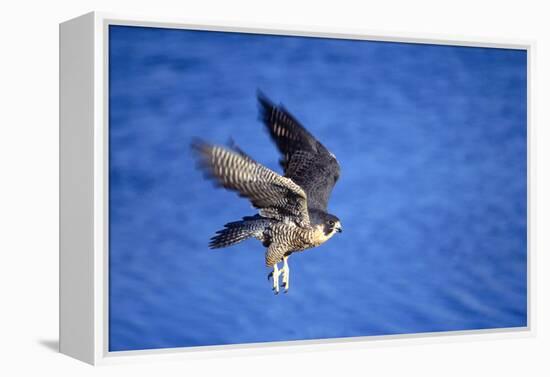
left=108, top=26, right=527, bottom=351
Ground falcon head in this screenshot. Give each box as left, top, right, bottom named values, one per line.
left=323, top=213, right=343, bottom=236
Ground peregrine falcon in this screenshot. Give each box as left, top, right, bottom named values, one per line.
left=192, top=93, right=342, bottom=294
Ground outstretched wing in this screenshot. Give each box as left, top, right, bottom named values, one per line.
left=192, top=140, right=310, bottom=225
left=258, top=93, right=340, bottom=211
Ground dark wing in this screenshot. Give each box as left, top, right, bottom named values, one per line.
left=192, top=140, right=310, bottom=225
left=258, top=93, right=340, bottom=211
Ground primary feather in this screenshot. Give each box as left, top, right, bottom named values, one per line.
left=258, top=92, right=340, bottom=211
left=192, top=140, right=310, bottom=225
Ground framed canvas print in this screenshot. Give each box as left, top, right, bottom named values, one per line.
left=59, top=12, right=533, bottom=365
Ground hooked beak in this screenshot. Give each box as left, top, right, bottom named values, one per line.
left=336, top=223, right=343, bottom=233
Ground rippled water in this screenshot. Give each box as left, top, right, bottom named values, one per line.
left=108, top=26, right=527, bottom=351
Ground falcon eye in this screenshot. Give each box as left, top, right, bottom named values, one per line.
left=328, top=220, right=335, bottom=226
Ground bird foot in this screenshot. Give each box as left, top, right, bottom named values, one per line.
left=269, top=261, right=290, bottom=294
left=271, top=264, right=281, bottom=294
left=281, top=257, right=290, bottom=293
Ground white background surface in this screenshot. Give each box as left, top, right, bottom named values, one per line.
left=0, top=0, right=548, bottom=375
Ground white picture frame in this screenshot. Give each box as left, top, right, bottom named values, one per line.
left=59, top=11, right=534, bottom=365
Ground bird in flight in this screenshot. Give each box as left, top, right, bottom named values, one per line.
left=192, top=93, right=342, bottom=294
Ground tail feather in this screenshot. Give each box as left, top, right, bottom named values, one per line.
left=209, top=216, right=270, bottom=249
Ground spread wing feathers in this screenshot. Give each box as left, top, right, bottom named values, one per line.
left=192, top=141, right=310, bottom=225
left=258, top=93, right=341, bottom=211
left=258, top=92, right=318, bottom=170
